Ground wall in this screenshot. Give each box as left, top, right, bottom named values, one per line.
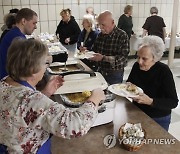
left=0, top=0, right=176, bottom=36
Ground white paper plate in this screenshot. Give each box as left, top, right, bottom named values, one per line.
left=50, top=60, right=78, bottom=67
left=108, top=83, right=143, bottom=98
left=74, top=51, right=95, bottom=59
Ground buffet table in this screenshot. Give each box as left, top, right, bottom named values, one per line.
left=129, top=35, right=180, bottom=55
left=51, top=97, right=180, bottom=154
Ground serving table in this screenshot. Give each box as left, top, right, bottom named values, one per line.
left=51, top=97, right=180, bottom=154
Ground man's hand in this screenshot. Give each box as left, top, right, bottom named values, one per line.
left=89, top=53, right=104, bottom=62
left=79, top=46, right=87, bottom=53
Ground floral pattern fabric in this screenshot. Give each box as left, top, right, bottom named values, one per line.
left=0, top=77, right=98, bottom=154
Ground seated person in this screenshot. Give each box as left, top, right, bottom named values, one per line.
left=77, top=14, right=100, bottom=70
left=127, top=35, right=178, bottom=131
left=0, top=38, right=105, bottom=153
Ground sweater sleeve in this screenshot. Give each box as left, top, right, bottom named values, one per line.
left=127, top=62, right=137, bottom=83
left=20, top=93, right=98, bottom=139
left=117, top=15, right=124, bottom=29
left=77, top=30, right=83, bottom=50
left=69, top=21, right=81, bottom=43
left=55, top=22, right=61, bottom=36
left=152, top=67, right=178, bottom=110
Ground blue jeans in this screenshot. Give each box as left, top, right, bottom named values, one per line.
left=153, top=114, right=171, bottom=131
left=101, top=70, right=124, bottom=85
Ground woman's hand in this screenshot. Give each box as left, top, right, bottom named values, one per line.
left=87, top=88, right=106, bottom=107
left=41, top=75, right=64, bottom=97
left=130, top=93, right=153, bottom=105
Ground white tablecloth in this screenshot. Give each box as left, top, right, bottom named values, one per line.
left=129, top=36, right=180, bottom=55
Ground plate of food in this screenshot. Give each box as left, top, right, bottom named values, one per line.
left=108, top=83, right=143, bottom=98
left=74, top=51, right=95, bottom=59
left=48, top=45, right=67, bottom=55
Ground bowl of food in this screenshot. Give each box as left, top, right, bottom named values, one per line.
left=119, top=123, right=146, bottom=151
left=60, top=91, right=92, bottom=108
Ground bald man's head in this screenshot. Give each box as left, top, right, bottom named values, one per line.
left=97, top=10, right=115, bottom=34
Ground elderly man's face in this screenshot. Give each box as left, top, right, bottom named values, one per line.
left=137, top=46, right=155, bottom=71
left=98, top=16, right=114, bottom=34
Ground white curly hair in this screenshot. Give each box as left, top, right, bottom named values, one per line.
left=138, top=35, right=165, bottom=62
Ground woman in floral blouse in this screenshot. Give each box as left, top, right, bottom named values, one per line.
left=0, top=38, right=105, bottom=154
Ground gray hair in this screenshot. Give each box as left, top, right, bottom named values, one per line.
left=150, top=7, right=158, bottom=14
left=82, top=14, right=95, bottom=30
left=124, top=5, right=133, bottom=14
left=139, top=35, right=165, bottom=62
left=7, top=38, right=48, bottom=81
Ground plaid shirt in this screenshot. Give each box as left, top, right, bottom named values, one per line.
left=93, top=26, right=129, bottom=72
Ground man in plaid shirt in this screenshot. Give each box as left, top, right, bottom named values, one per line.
left=90, top=10, right=129, bottom=85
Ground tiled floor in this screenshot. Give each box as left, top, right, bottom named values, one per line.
left=124, top=56, right=180, bottom=141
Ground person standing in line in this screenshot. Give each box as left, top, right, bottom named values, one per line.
left=117, top=5, right=134, bottom=39
left=86, top=6, right=100, bottom=31
left=0, top=13, right=17, bottom=43
left=0, top=8, right=38, bottom=79
left=127, top=35, right=178, bottom=131
left=77, top=14, right=100, bottom=70
left=1, top=8, right=19, bottom=32
left=90, top=11, right=129, bottom=85
left=86, top=6, right=97, bottom=18
left=142, top=7, right=166, bottom=41
left=56, top=8, right=81, bottom=53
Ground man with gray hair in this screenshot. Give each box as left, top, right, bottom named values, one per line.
left=142, top=6, right=166, bottom=41
left=90, top=10, right=129, bottom=84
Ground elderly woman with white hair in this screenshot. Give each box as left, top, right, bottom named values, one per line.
left=127, top=35, right=178, bottom=131
left=77, top=14, right=99, bottom=52
left=77, top=14, right=100, bottom=70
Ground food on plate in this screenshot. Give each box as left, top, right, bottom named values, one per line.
left=113, top=83, right=127, bottom=89
left=66, top=91, right=91, bottom=103
left=112, top=83, right=140, bottom=95
left=49, top=64, right=83, bottom=73
left=75, top=51, right=95, bottom=59
left=77, top=51, right=84, bottom=55
left=48, top=45, right=60, bottom=52
left=108, top=83, right=143, bottom=98
left=119, top=123, right=146, bottom=151
left=126, top=83, right=139, bottom=95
